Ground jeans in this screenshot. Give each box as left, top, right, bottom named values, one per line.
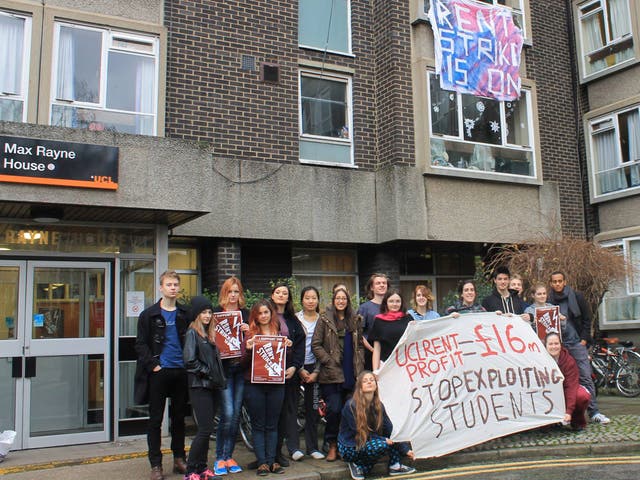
left=147, top=368, right=188, bottom=467
left=244, top=382, right=285, bottom=466
left=186, top=387, right=217, bottom=474
left=320, top=383, right=347, bottom=444
left=216, top=363, right=245, bottom=460
left=564, top=341, right=599, bottom=416
left=277, top=376, right=300, bottom=456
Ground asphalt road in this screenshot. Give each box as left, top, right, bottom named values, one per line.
left=393, top=455, right=640, bottom=480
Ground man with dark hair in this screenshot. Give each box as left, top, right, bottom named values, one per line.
left=481, top=266, right=530, bottom=321
left=548, top=271, right=610, bottom=424
left=135, top=271, right=190, bottom=480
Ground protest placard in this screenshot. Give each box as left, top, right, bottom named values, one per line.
left=213, top=310, right=244, bottom=359
left=251, top=335, right=287, bottom=384
left=377, top=312, right=565, bottom=458
left=534, top=306, right=561, bottom=342
left=428, top=0, right=524, bottom=101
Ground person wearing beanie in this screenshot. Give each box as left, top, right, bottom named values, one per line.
left=182, top=295, right=226, bottom=480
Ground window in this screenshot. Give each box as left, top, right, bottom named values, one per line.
left=168, top=246, right=199, bottom=301
left=600, top=239, right=640, bottom=326
left=476, top=0, right=526, bottom=37
left=427, top=72, right=535, bottom=178
left=588, top=105, right=640, bottom=198
left=299, top=71, right=353, bottom=165
left=577, top=0, right=634, bottom=79
left=0, top=10, right=31, bottom=122
left=292, top=248, right=358, bottom=305
left=298, top=0, right=351, bottom=54
left=51, top=23, right=158, bottom=135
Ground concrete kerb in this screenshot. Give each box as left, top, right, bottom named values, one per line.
left=1, top=441, right=640, bottom=478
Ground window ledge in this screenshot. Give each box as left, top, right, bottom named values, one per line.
left=425, top=165, right=541, bottom=185
left=298, top=45, right=355, bottom=58
left=299, top=159, right=358, bottom=169
left=590, top=185, right=640, bottom=204
left=579, top=56, right=638, bottom=84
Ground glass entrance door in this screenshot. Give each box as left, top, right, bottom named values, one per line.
left=0, top=260, right=111, bottom=449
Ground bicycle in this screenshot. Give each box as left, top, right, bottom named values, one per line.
left=589, top=337, right=640, bottom=398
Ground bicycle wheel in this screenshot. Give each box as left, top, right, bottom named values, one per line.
left=239, top=405, right=253, bottom=451
left=616, top=352, right=640, bottom=397
left=590, top=357, right=608, bottom=390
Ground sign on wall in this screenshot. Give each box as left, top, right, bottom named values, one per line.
left=428, top=0, right=524, bottom=101
left=0, top=135, right=119, bottom=190
left=378, top=313, right=565, bottom=458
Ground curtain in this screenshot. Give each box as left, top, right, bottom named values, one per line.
left=608, top=0, right=634, bottom=64
left=0, top=14, right=24, bottom=94
left=595, top=128, right=627, bottom=194
left=135, top=56, right=156, bottom=134
left=581, top=11, right=607, bottom=74
left=626, top=109, right=640, bottom=186
left=56, top=27, right=75, bottom=101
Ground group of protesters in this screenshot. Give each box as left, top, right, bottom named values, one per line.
left=134, top=266, right=608, bottom=480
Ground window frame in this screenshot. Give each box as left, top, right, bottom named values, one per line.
left=586, top=102, right=640, bottom=202
left=599, top=237, right=640, bottom=328
left=50, top=21, right=160, bottom=135
left=298, top=69, right=354, bottom=167
left=425, top=70, right=538, bottom=183
left=575, top=0, right=637, bottom=82
left=0, top=8, right=32, bottom=123
left=298, top=0, right=353, bottom=56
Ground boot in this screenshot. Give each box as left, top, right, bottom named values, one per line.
left=150, top=465, right=164, bottom=480
left=173, top=457, right=187, bottom=474
left=326, top=442, right=338, bottom=462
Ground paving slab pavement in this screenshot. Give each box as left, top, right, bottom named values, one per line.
left=0, top=392, right=637, bottom=479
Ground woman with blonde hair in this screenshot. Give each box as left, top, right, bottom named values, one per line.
left=338, top=371, right=415, bottom=479
left=407, top=285, right=440, bottom=321
left=212, top=277, right=249, bottom=475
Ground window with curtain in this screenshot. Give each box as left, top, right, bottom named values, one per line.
left=476, top=0, right=527, bottom=37
left=427, top=72, right=535, bottom=178
left=600, top=239, right=640, bottom=325
left=589, top=105, right=640, bottom=197
left=299, top=71, right=353, bottom=165
left=0, top=10, right=31, bottom=123
left=50, top=23, right=158, bottom=136
left=298, top=0, right=351, bottom=54
left=577, top=0, right=634, bottom=79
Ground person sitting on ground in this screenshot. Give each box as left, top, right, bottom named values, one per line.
left=445, top=279, right=486, bottom=317
left=407, top=285, right=440, bottom=321
left=338, top=371, right=415, bottom=480
left=545, top=332, right=591, bottom=431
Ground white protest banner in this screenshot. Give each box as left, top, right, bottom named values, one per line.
left=428, top=0, right=524, bottom=101
left=378, top=312, right=565, bottom=458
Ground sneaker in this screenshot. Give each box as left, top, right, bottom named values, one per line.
left=310, top=450, right=326, bottom=460
left=291, top=450, right=304, bottom=461
left=270, top=462, right=285, bottom=474
left=256, top=464, right=270, bottom=477
left=184, top=474, right=202, bottom=480
left=214, top=460, right=228, bottom=476
left=348, top=462, right=365, bottom=480
left=225, top=459, right=242, bottom=474
left=199, top=469, right=220, bottom=480
left=389, top=464, right=416, bottom=476
left=590, top=412, right=611, bottom=424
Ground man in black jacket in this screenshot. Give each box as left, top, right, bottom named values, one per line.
left=481, top=266, right=530, bottom=322
left=548, top=271, right=610, bottom=425
left=135, top=271, right=190, bottom=480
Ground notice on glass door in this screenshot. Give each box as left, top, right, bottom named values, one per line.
left=127, top=291, right=145, bottom=317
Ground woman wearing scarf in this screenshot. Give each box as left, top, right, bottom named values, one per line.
left=368, top=289, right=412, bottom=371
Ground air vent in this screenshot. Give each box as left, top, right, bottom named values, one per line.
left=241, top=54, right=256, bottom=71
left=260, top=63, right=280, bottom=84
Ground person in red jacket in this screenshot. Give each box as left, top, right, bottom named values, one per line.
left=545, top=332, right=591, bottom=430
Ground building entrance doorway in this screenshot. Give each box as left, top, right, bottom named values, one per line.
left=0, top=260, right=111, bottom=449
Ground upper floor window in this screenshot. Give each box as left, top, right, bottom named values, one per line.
left=0, top=10, right=31, bottom=123
left=299, top=70, right=353, bottom=166
left=51, top=23, right=158, bottom=135
left=589, top=105, right=640, bottom=198
left=298, top=0, right=351, bottom=55
left=427, top=72, right=535, bottom=179
left=476, top=0, right=526, bottom=37
left=577, top=0, right=634, bottom=80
